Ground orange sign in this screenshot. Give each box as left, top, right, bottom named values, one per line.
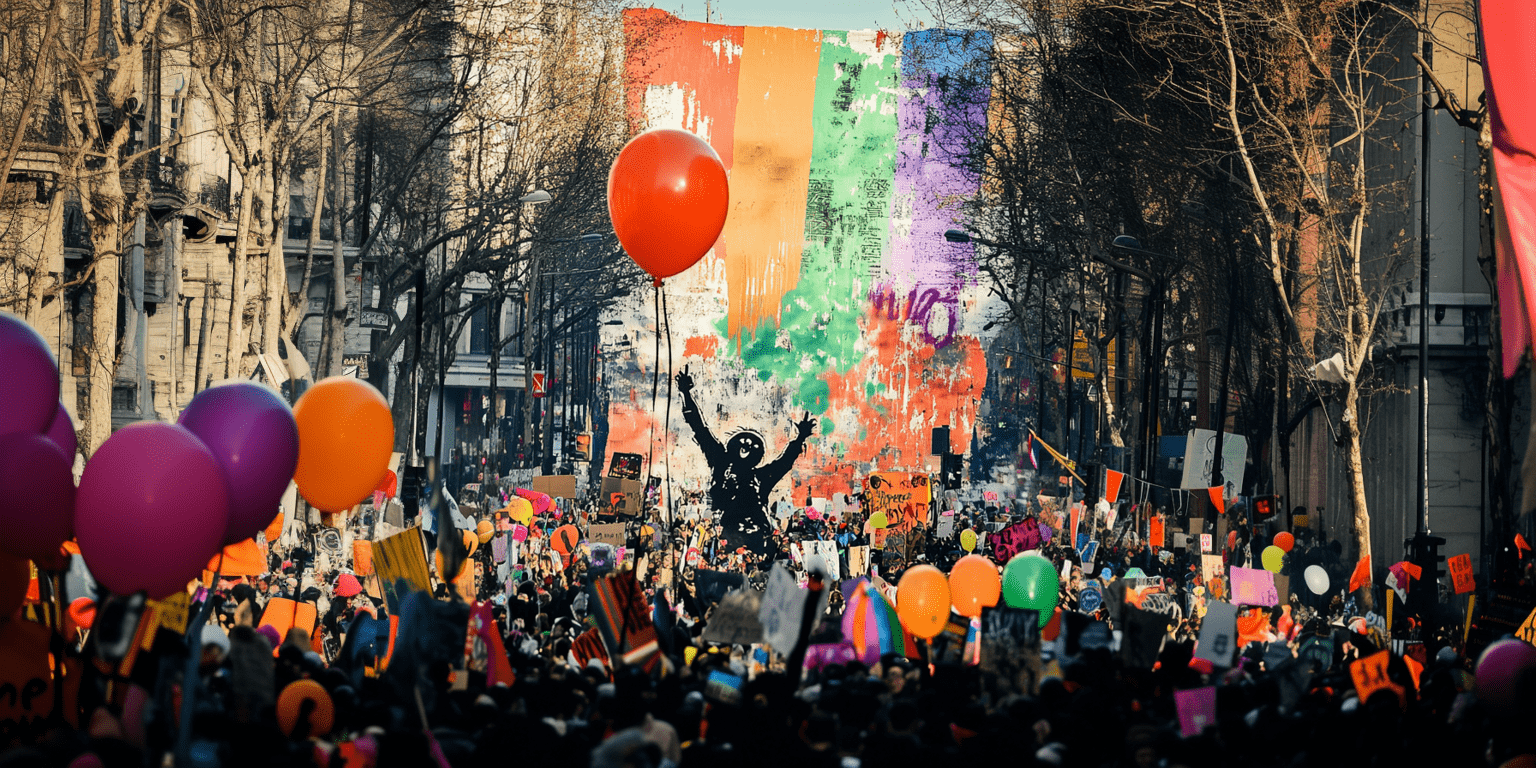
left=1349, top=650, right=1404, bottom=708
left=1448, top=553, right=1475, bottom=595
left=258, top=598, right=318, bottom=652
left=1149, top=517, right=1165, bottom=549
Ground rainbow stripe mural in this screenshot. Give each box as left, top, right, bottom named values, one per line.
left=601, top=10, right=999, bottom=504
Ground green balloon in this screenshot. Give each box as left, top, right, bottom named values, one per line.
left=1001, top=553, right=1059, bottom=627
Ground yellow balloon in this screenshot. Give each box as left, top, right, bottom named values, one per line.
left=502, top=497, right=534, bottom=525
left=960, top=529, right=977, bottom=552
left=868, top=511, right=889, bottom=530
left=1261, top=545, right=1285, bottom=573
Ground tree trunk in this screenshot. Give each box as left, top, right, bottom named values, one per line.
left=292, top=121, right=328, bottom=342
left=83, top=220, right=122, bottom=455
left=1342, top=380, right=1373, bottom=610
left=325, top=106, right=346, bottom=378
left=264, top=152, right=290, bottom=352
left=224, top=160, right=258, bottom=380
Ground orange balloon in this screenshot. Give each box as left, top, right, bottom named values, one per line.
left=276, top=679, right=334, bottom=738
left=550, top=525, right=580, bottom=556
left=476, top=520, right=494, bottom=544
left=1273, top=531, right=1295, bottom=553
left=896, top=564, right=951, bottom=639
left=0, top=552, right=27, bottom=619
left=264, top=511, right=284, bottom=542
left=607, top=129, right=729, bottom=281
left=292, top=377, right=394, bottom=513
left=948, top=555, right=1001, bottom=618
left=463, top=530, right=478, bottom=558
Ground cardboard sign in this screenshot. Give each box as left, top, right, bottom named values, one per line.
left=702, top=589, right=765, bottom=645
left=601, top=476, right=645, bottom=515
left=1201, top=554, right=1225, bottom=584
left=1175, top=686, right=1217, bottom=737
left=531, top=474, right=578, bottom=499
left=1229, top=566, right=1280, bottom=606
left=1448, top=553, right=1475, bottom=595
left=809, top=540, right=841, bottom=580
left=1200, top=534, right=1213, bottom=553
left=0, top=619, right=60, bottom=734
left=1196, top=599, right=1238, bottom=667
left=1349, top=649, right=1405, bottom=707
left=848, top=545, right=870, bottom=576
left=864, top=472, right=932, bottom=532
left=149, top=591, right=191, bottom=635
left=258, top=598, right=318, bottom=644
left=589, top=523, right=626, bottom=548
left=373, top=527, right=433, bottom=612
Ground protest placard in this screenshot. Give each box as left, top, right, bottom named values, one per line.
left=601, top=477, right=645, bottom=516
left=1229, top=566, right=1280, bottom=606
left=373, top=527, right=433, bottom=612
left=936, top=512, right=955, bottom=539
left=1350, top=649, right=1405, bottom=707
left=1448, top=553, right=1475, bottom=594
left=702, top=590, right=764, bottom=645
left=1175, top=686, right=1217, bottom=737
left=1196, top=600, right=1238, bottom=668
left=1513, top=606, right=1536, bottom=646
left=848, top=546, right=869, bottom=576
left=531, top=474, right=577, bottom=499
left=589, top=523, right=626, bottom=548
left=1200, top=534, right=1213, bottom=553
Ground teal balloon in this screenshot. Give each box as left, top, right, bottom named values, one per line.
left=1124, top=567, right=1146, bottom=579
left=1001, top=553, right=1059, bottom=627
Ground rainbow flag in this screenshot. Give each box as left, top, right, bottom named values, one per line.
left=841, top=578, right=920, bottom=663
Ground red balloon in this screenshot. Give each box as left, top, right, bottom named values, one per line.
left=607, top=129, right=728, bottom=281
left=1273, top=531, right=1295, bottom=553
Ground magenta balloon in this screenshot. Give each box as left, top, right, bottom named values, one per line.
left=178, top=382, right=299, bottom=544
left=0, top=432, right=75, bottom=561
left=43, top=403, right=77, bottom=460
left=0, top=312, right=59, bottom=437
left=1476, top=638, right=1536, bottom=710
left=75, top=422, right=230, bottom=599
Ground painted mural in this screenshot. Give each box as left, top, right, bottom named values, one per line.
left=600, top=10, right=999, bottom=509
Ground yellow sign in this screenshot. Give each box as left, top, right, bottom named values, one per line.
left=1070, top=331, right=1116, bottom=380
left=1514, top=605, right=1536, bottom=646
left=373, top=528, right=433, bottom=612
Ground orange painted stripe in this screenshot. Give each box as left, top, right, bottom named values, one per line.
left=721, top=26, right=821, bottom=341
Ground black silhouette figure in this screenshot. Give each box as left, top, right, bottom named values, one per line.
left=676, top=366, right=815, bottom=554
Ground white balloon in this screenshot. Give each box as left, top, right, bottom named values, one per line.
left=1304, top=565, right=1330, bottom=595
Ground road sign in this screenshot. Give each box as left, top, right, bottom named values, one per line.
left=532, top=370, right=547, bottom=397
left=360, top=309, right=390, bottom=329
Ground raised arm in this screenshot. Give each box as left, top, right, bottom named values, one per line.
left=759, top=413, right=816, bottom=490
left=676, top=367, right=725, bottom=466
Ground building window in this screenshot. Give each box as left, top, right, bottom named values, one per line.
left=469, top=302, right=489, bottom=355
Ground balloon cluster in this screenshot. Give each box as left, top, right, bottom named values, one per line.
left=890, top=551, right=1058, bottom=640
left=0, top=311, right=395, bottom=602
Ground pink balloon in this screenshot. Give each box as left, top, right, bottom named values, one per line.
left=0, top=432, right=75, bottom=561
left=0, top=312, right=59, bottom=437
left=512, top=525, right=528, bottom=542
left=1476, top=638, right=1536, bottom=709
left=515, top=488, right=552, bottom=514
left=44, top=403, right=77, bottom=460
left=75, top=422, right=231, bottom=599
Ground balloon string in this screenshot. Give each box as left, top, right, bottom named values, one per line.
left=662, top=285, right=674, bottom=527
left=647, top=282, right=662, bottom=478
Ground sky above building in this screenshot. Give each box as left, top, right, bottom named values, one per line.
left=660, top=0, right=939, bottom=31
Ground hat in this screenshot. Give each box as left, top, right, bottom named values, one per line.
left=256, top=625, right=282, bottom=649
left=335, top=573, right=362, bottom=597
left=202, top=625, right=231, bottom=655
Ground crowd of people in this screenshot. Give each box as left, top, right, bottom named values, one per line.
left=2, top=479, right=1534, bottom=768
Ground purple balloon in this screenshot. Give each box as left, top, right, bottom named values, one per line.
left=1476, top=638, right=1536, bottom=709
left=43, top=403, right=77, bottom=460
left=0, top=432, right=75, bottom=561
left=75, top=422, right=230, bottom=599
left=178, top=382, right=299, bottom=544
left=0, top=312, right=59, bottom=437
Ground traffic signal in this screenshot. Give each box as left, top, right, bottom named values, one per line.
left=1407, top=532, right=1447, bottom=618
left=1252, top=495, right=1277, bottom=521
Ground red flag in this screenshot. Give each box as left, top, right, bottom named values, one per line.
left=1207, top=487, right=1225, bottom=514
left=1481, top=0, right=1536, bottom=374
left=1104, top=469, right=1124, bottom=504
left=1516, top=533, right=1531, bottom=555
left=1348, top=555, right=1371, bottom=593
